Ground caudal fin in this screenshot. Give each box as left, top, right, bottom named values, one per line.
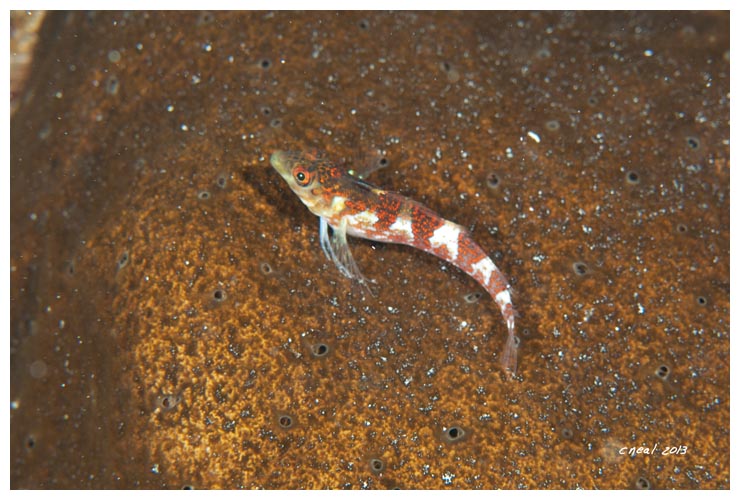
left=501, top=328, right=518, bottom=375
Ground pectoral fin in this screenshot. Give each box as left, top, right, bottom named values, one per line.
left=319, top=217, right=374, bottom=294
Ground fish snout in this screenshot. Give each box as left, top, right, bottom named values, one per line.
left=269, top=150, right=289, bottom=171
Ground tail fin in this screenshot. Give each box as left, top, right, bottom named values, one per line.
left=501, top=327, right=518, bottom=376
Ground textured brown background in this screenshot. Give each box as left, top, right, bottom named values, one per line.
left=10, top=11, right=729, bottom=489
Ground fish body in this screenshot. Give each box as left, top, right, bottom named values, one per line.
left=270, top=149, right=517, bottom=374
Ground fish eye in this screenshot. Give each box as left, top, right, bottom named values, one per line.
left=293, top=166, right=311, bottom=186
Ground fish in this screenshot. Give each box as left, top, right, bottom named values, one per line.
left=270, top=149, right=518, bottom=374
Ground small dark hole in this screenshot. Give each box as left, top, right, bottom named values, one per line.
left=311, top=343, right=329, bottom=357
left=378, top=157, right=389, bottom=167
left=117, top=251, right=129, bottom=271
left=625, top=171, right=640, bottom=184
left=260, top=262, right=273, bottom=275
left=216, top=174, right=228, bottom=188
left=197, top=11, right=215, bottom=26
left=676, top=223, right=688, bottom=234
left=486, top=172, right=500, bottom=189
left=696, top=296, right=707, bottom=306
left=561, top=427, right=574, bottom=439
left=635, top=477, right=650, bottom=490
left=358, top=19, right=369, bottom=30
left=464, top=291, right=482, bottom=304
left=182, top=485, right=194, bottom=490
left=545, top=120, right=560, bottom=131
left=278, top=414, right=293, bottom=429
left=587, top=96, right=598, bottom=106
left=655, top=364, right=670, bottom=380
left=369, top=458, right=384, bottom=473
left=106, top=76, right=120, bottom=96
left=441, top=61, right=451, bottom=72
left=260, top=58, right=272, bottom=69
left=686, top=136, right=700, bottom=150
left=513, top=335, right=521, bottom=348
left=270, top=118, right=282, bottom=128
left=572, top=261, right=589, bottom=276
left=445, top=426, right=465, bottom=442
left=66, top=261, right=75, bottom=276
left=26, top=436, right=35, bottom=449
left=156, top=394, right=182, bottom=411
left=521, top=327, right=531, bottom=337
left=260, top=106, right=271, bottom=116
left=198, top=190, right=211, bottom=200
left=213, top=289, right=226, bottom=302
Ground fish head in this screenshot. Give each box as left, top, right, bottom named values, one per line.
left=270, top=149, right=341, bottom=216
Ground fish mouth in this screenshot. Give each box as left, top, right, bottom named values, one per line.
left=269, top=150, right=289, bottom=172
